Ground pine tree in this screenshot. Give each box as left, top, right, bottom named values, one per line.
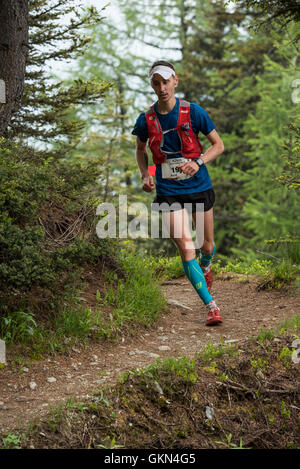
left=0, top=1, right=117, bottom=319
left=7, top=0, right=111, bottom=147
left=0, top=0, right=28, bottom=136
left=277, top=122, right=300, bottom=193
left=234, top=0, right=300, bottom=35
left=231, top=28, right=300, bottom=260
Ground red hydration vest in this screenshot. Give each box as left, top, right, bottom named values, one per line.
left=145, top=98, right=203, bottom=165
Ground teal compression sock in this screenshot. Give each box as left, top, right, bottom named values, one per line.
left=200, top=243, right=216, bottom=267
left=182, top=258, right=213, bottom=305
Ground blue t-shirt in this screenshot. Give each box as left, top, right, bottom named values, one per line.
left=132, top=97, right=216, bottom=196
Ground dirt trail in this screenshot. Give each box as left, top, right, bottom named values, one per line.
left=0, top=275, right=299, bottom=434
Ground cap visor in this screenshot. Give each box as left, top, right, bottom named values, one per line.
left=151, top=71, right=172, bottom=80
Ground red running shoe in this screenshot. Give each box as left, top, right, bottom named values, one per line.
left=201, top=264, right=213, bottom=292
left=206, top=307, right=223, bottom=326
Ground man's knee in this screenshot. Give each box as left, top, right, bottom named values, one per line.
left=173, top=237, right=195, bottom=260
left=201, top=240, right=215, bottom=255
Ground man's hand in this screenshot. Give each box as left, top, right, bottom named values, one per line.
left=142, top=175, right=156, bottom=192
left=177, top=160, right=199, bottom=177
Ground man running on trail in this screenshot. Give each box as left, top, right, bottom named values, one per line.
left=132, top=60, right=224, bottom=326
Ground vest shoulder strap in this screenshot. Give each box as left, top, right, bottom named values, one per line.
left=178, top=99, right=191, bottom=126
left=145, top=104, right=155, bottom=116
left=179, top=98, right=190, bottom=108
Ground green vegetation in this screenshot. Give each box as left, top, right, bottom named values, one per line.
left=2, top=315, right=299, bottom=449
left=119, top=356, right=198, bottom=386
left=215, top=433, right=250, bottom=450
left=256, top=314, right=300, bottom=345
left=0, top=248, right=167, bottom=357
left=146, top=252, right=300, bottom=291
left=93, top=249, right=167, bottom=338
left=1, top=246, right=299, bottom=358
left=0, top=311, right=37, bottom=345
left=213, top=258, right=273, bottom=276
left=133, top=251, right=185, bottom=281
left=1, top=433, right=23, bottom=450
left=213, top=256, right=299, bottom=292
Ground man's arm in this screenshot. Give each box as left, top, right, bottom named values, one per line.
left=200, top=129, right=224, bottom=165
left=136, top=136, right=156, bottom=192
left=136, top=136, right=149, bottom=178
left=178, top=129, right=224, bottom=176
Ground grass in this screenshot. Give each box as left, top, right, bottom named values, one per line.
left=215, top=433, right=250, bottom=449
left=53, top=307, right=96, bottom=339
left=94, top=249, right=167, bottom=338
left=213, top=258, right=274, bottom=277
left=257, top=261, right=300, bottom=291
left=1, top=432, right=23, bottom=449
left=134, top=252, right=184, bottom=281
left=0, top=248, right=168, bottom=357
left=140, top=252, right=299, bottom=292
left=256, top=314, right=300, bottom=343
left=118, top=356, right=198, bottom=385
left=0, top=311, right=38, bottom=345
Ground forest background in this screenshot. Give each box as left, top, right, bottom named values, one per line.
left=0, top=0, right=299, bottom=348
left=48, top=0, right=300, bottom=261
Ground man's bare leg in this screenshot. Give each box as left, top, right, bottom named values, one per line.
left=192, top=208, right=216, bottom=292
left=162, top=209, right=222, bottom=325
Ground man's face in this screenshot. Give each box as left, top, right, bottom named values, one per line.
left=151, top=74, right=178, bottom=102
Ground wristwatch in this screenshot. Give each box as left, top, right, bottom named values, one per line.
left=195, top=157, right=204, bottom=168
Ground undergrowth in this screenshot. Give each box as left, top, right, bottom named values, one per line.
left=142, top=251, right=299, bottom=293
left=0, top=246, right=167, bottom=358
left=1, top=245, right=299, bottom=359
left=2, top=315, right=299, bottom=449
left=93, top=249, right=167, bottom=339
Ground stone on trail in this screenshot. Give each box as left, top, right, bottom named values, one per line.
left=158, top=345, right=171, bottom=351
left=167, top=299, right=193, bottom=311
left=47, top=377, right=57, bottom=383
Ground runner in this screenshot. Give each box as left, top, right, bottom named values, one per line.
left=132, top=60, right=224, bottom=326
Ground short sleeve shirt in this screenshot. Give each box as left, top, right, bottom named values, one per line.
left=132, top=97, right=216, bottom=196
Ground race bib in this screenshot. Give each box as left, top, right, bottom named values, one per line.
left=161, top=157, right=191, bottom=180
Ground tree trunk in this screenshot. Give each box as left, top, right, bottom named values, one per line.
left=0, top=0, right=28, bottom=137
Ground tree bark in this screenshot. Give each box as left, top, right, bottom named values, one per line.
left=0, top=0, right=29, bottom=137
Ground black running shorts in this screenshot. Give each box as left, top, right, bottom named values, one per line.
left=152, top=188, right=215, bottom=213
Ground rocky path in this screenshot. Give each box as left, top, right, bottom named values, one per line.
left=0, top=275, right=299, bottom=434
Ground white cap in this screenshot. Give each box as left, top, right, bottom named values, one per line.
left=149, top=65, right=176, bottom=81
